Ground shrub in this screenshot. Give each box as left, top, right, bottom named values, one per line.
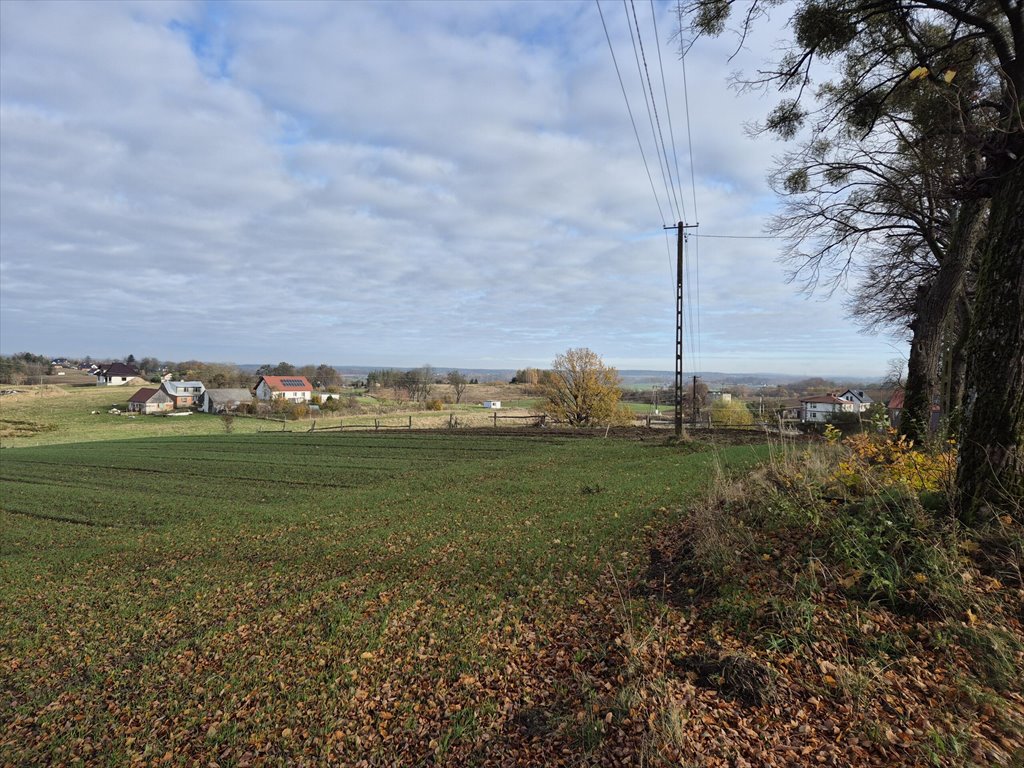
left=833, top=430, right=956, bottom=496
left=425, top=398, right=444, bottom=411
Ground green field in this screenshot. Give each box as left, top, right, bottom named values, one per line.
left=0, top=430, right=766, bottom=765
left=0, top=387, right=269, bottom=447
left=0, top=387, right=555, bottom=450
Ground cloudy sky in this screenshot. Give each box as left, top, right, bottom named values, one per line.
left=0, top=0, right=904, bottom=375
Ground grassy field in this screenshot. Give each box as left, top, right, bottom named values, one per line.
left=0, top=386, right=554, bottom=449
left=0, top=429, right=766, bottom=765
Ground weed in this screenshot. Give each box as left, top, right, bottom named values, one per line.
left=932, top=622, right=1023, bottom=692
left=922, top=725, right=972, bottom=766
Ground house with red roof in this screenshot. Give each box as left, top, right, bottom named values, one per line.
left=254, top=375, right=313, bottom=403
left=127, top=387, right=173, bottom=414
left=886, top=388, right=942, bottom=431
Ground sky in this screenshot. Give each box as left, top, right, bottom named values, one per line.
left=0, top=0, right=906, bottom=376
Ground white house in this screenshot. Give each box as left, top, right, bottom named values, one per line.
left=254, top=375, right=313, bottom=402
left=800, top=393, right=856, bottom=422
left=838, top=389, right=873, bottom=412
left=94, top=363, right=140, bottom=386
left=201, top=388, right=252, bottom=414
left=483, top=400, right=501, bottom=409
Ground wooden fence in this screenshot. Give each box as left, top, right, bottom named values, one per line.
left=307, top=416, right=414, bottom=432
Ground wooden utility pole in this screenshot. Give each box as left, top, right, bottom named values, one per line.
left=664, top=221, right=698, bottom=437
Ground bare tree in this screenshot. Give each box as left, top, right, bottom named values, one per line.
left=446, top=370, right=469, bottom=403
left=405, top=365, right=434, bottom=403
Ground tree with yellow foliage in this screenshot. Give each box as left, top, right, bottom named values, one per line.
left=541, top=348, right=630, bottom=427
left=711, top=398, right=754, bottom=426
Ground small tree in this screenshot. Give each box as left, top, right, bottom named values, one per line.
left=711, top=399, right=754, bottom=426
left=541, top=348, right=628, bottom=427
left=404, top=365, right=434, bottom=403
left=314, top=364, right=342, bottom=389
left=446, top=371, right=469, bottom=403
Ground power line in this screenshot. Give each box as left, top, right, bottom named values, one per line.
left=695, top=233, right=784, bottom=239
left=650, top=0, right=686, bottom=225
left=677, top=5, right=702, bottom=373
left=625, top=0, right=680, bottom=223
left=595, top=0, right=668, bottom=226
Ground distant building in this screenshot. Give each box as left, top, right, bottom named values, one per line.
left=95, top=363, right=140, bottom=386
left=838, top=389, right=873, bottom=412
left=483, top=401, right=501, bottom=409
left=200, top=388, right=252, bottom=414
left=161, top=380, right=206, bottom=409
left=887, top=389, right=941, bottom=431
left=254, top=375, right=313, bottom=402
left=127, top=387, right=173, bottom=414
left=800, top=393, right=856, bottom=423
left=707, top=391, right=732, bottom=402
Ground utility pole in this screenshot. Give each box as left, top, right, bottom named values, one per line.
left=664, top=221, right=698, bottom=437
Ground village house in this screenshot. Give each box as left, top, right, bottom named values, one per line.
left=887, top=389, right=942, bottom=431
left=837, top=389, right=873, bottom=412
left=94, top=362, right=140, bottom=386
left=254, top=375, right=312, bottom=402
left=800, top=393, right=856, bottom=422
left=161, top=380, right=206, bottom=409
left=127, top=387, right=173, bottom=414
left=200, top=388, right=252, bottom=414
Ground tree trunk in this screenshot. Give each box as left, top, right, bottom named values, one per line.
left=901, top=200, right=983, bottom=445
left=944, top=294, right=972, bottom=438
left=957, top=159, right=1024, bottom=522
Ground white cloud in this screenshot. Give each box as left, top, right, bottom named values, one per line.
left=0, top=0, right=903, bottom=376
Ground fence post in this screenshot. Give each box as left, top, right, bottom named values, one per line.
left=375, top=419, right=379, bottom=432
left=493, top=411, right=497, bottom=427
left=309, top=420, right=316, bottom=432
left=408, top=416, right=412, bottom=430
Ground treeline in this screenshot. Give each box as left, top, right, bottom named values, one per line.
left=0, top=353, right=51, bottom=385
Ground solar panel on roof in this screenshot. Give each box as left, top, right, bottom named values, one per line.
left=281, top=378, right=305, bottom=387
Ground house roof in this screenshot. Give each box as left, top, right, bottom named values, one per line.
left=99, top=362, right=140, bottom=377
left=162, top=380, right=205, bottom=395
left=887, top=389, right=939, bottom=411
left=258, top=375, right=312, bottom=392
left=129, top=387, right=171, bottom=404
left=839, top=389, right=872, bottom=403
left=800, top=394, right=848, bottom=404
left=205, top=388, right=252, bottom=403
